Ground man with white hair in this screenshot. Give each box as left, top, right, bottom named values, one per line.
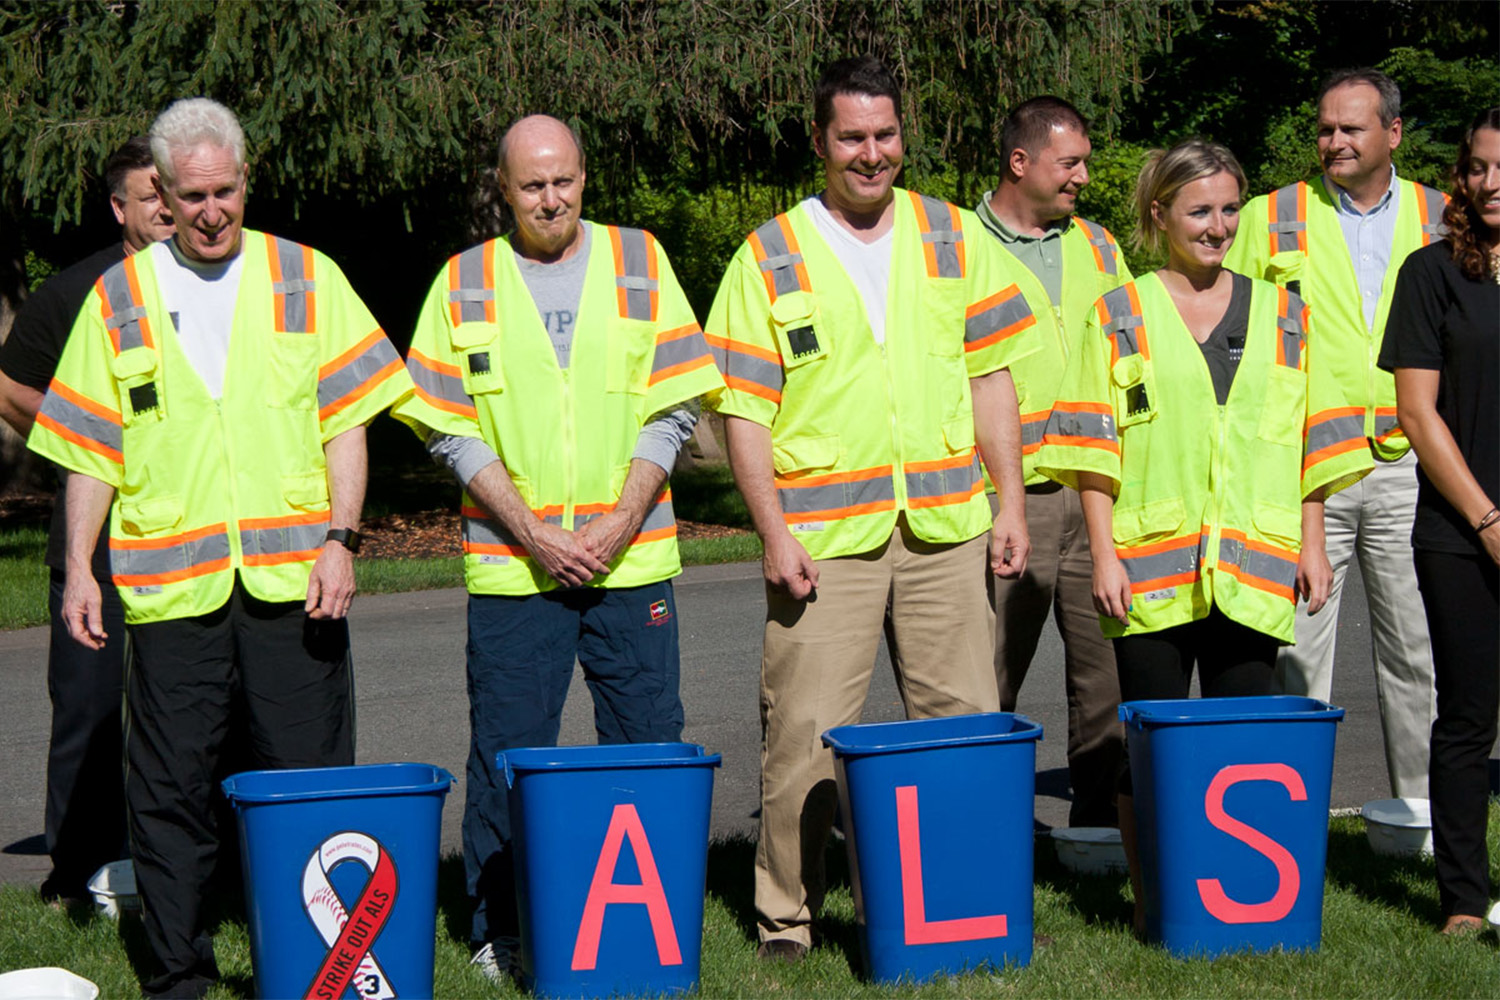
left=27, top=97, right=412, bottom=998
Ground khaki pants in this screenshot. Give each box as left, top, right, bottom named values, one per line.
left=755, top=520, right=999, bottom=947
left=992, top=483, right=1124, bottom=826
left=1274, top=452, right=1435, bottom=798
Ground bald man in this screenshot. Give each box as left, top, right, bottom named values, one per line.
left=393, top=114, right=724, bottom=980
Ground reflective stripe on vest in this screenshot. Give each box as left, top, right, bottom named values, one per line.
left=904, top=452, right=983, bottom=509
left=98, top=256, right=154, bottom=355
left=111, top=523, right=233, bottom=587
left=1074, top=218, right=1119, bottom=276
left=268, top=235, right=316, bottom=333
left=447, top=242, right=496, bottom=326
left=1118, top=531, right=1203, bottom=594
left=964, top=284, right=1034, bottom=353
left=406, top=348, right=477, bottom=419
left=704, top=333, right=783, bottom=404
left=461, top=492, right=675, bottom=557
left=776, top=464, right=897, bottom=523
left=576, top=491, right=677, bottom=544
left=748, top=215, right=811, bottom=302
left=908, top=191, right=965, bottom=278
left=1020, top=412, right=1047, bottom=455
left=318, top=330, right=404, bottom=421
left=1411, top=181, right=1446, bottom=246
left=1098, top=284, right=1149, bottom=361
left=649, top=324, right=714, bottom=387
left=1217, top=529, right=1297, bottom=601
left=1274, top=286, right=1304, bottom=369
left=1373, top=406, right=1401, bottom=442
left=1269, top=182, right=1309, bottom=255
left=609, top=226, right=659, bottom=321
left=35, top=379, right=123, bottom=465
left=239, top=511, right=331, bottom=566
left=1043, top=401, right=1117, bottom=454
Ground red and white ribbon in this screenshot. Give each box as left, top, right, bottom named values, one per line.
left=301, top=831, right=400, bottom=999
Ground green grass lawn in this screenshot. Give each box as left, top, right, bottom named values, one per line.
left=3, top=812, right=1496, bottom=997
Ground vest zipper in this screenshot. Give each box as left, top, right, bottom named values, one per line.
left=880, top=340, right=905, bottom=510
left=1206, top=402, right=1228, bottom=597
left=562, top=367, right=575, bottom=528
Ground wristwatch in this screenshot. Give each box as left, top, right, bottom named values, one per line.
left=325, top=528, right=363, bottom=554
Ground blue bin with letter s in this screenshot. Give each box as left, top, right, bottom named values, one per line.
left=501, top=742, right=720, bottom=998
left=822, top=713, right=1043, bottom=984
left=1120, top=695, right=1344, bottom=958
left=221, top=762, right=453, bottom=1000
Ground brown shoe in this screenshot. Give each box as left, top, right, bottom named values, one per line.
left=757, top=939, right=809, bottom=963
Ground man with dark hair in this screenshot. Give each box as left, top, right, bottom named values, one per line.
left=1225, top=67, right=1443, bottom=800
left=975, top=96, right=1132, bottom=828
left=0, top=134, right=172, bottom=906
left=707, top=55, right=1035, bottom=962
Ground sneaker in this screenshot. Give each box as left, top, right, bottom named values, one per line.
left=471, top=936, right=521, bottom=984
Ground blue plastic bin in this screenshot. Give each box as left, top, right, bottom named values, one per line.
left=501, top=742, right=721, bottom=998
left=1120, top=695, right=1345, bottom=958
left=822, top=713, right=1043, bottom=984
left=221, top=762, right=454, bottom=1000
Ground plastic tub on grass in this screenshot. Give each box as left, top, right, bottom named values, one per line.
left=0, top=969, right=98, bottom=1000
left=822, top=713, right=1043, bottom=984
left=1120, top=696, right=1344, bottom=959
left=221, top=762, right=454, bottom=1000
left=501, top=742, right=721, bottom=998
left=1051, top=827, right=1127, bottom=875
left=1361, top=797, right=1433, bottom=857
left=86, top=859, right=139, bottom=919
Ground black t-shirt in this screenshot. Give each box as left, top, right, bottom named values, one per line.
left=1378, top=240, right=1500, bottom=557
left=0, top=243, right=125, bottom=575
left=1196, top=271, right=1252, bottom=406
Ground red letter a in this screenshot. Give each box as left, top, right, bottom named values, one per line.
left=571, top=803, right=683, bottom=971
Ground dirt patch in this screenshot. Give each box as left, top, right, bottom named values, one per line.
left=360, top=509, right=748, bottom=560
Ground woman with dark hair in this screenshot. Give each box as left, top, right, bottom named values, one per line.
left=1036, top=139, right=1371, bottom=933
left=1379, top=107, right=1500, bottom=935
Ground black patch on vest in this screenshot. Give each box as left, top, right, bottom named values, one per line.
left=129, top=382, right=159, bottom=416
left=1125, top=383, right=1150, bottom=418
left=1286, top=279, right=1301, bottom=297
left=786, top=326, right=819, bottom=359
left=468, top=351, right=491, bottom=375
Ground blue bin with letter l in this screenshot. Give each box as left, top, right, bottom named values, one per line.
left=822, top=713, right=1043, bottom=984
left=501, top=742, right=721, bottom=998
left=221, top=762, right=454, bottom=1000
left=1119, top=696, right=1345, bottom=958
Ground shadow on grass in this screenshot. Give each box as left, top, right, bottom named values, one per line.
left=1323, top=825, right=1443, bottom=925
left=1031, top=833, right=1134, bottom=931
left=669, top=464, right=751, bottom=529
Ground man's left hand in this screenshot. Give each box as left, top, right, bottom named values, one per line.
left=306, top=542, right=356, bottom=619
left=576, top=510, right=636, bottom=567
left=990, top=507, right=1030, bottom=579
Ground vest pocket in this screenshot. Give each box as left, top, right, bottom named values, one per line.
left=282, top=472, right=330, bottom=511
left=607, top=320, right=654, bottom=395
left=268, top=333, right=319, bottom=409
left=770, top=292, right=827, bottom=371
left=1110, top=354, right=1157, bottom=428
left=942, top=415, right=976, bottom=453
left=450, top=322, right=506, bottom=396
left=118, top=495, right=183, bottom=536
left=924, top=278, right=967, bottom=357
left=1253, top=501, right=1302, bottom=549
left=111, top=347, right=165, bottom=426
left=1112, top=496, right=1185, bottom=545
left=1257, top=366, right=1307, bottom=447
left=772, top=433, right=840, bottom=476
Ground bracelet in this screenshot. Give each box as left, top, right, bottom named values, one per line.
left=1477, top=507, right=1500, bottom=533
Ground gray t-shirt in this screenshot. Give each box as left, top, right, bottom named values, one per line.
left=515, top=223, right=591, bottom=369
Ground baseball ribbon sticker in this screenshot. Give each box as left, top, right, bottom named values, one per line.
left=302, top=831, right=400, bottom=999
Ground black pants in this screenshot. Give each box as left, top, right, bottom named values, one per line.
left=43, top=568, right=127, bottom=899
left=1415, top=548, right=1499, bottom=919
left=1113, top=606, right=1278, bottom=794
left=126, top=582, right=354, bottom=995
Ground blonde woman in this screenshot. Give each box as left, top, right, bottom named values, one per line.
left=1035, top=139, right=1370, bottom=932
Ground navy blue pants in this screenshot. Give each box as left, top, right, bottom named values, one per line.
left=464, top=581, right=684, bottom=947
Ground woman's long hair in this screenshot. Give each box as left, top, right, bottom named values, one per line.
left=1444, top=107, right=1500, bottom=282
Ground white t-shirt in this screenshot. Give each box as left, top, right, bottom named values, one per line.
left=803, top=194, right=894, bottom=345
left=149, top=239, right=246, bottom=399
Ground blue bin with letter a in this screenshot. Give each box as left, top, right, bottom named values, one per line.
left=1120, top=696, right=1344, bottom=958
left=500, top=742, right=720, bottom=998
left=822, top=713, right=1043, bottom=984
left=221, top=762, right=454, bottom=1000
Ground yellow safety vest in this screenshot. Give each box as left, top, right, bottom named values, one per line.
left=394, top=224, right=725, bottom=595
left=1035, top=273, right=1372, bottom=642
left=705, top=190, right=1039, bottom=560
left=28, top=232, right=412, bottom=623
left=978, top=215, right=1132, bottom=483
left=1224, top=176, right=1447, bottom=461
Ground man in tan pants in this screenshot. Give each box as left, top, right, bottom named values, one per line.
left=705, top=56, right=1038, bottom=962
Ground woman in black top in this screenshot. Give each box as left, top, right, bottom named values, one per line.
left=1379, top=107, right=1500, bottom=935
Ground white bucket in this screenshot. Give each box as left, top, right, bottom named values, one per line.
left=1361, top=797, right=1433, bottom=857
left=0, top=968, right=99, bottom=1000
left=1051, top=826, right=1128, bottom=875
left=86, top=859, right=140, bottom=919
